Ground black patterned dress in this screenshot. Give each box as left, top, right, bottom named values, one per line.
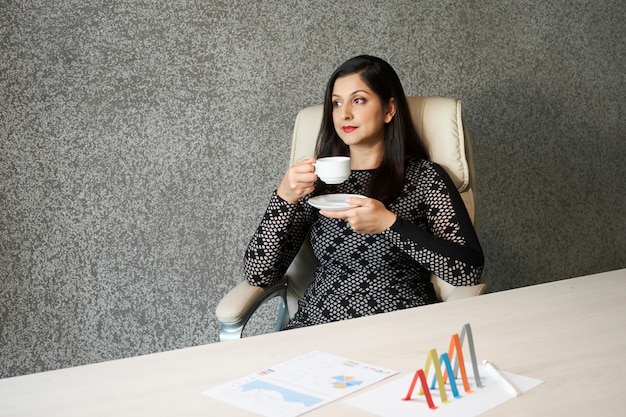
left=245, top=158, right=484, bottom=329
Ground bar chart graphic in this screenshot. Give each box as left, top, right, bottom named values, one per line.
left=345, top=323, right=543, bottom=417
left=402, top=323, right=480, bottom=409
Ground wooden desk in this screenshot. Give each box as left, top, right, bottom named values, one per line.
left=1, top=269, right=625, bottom=416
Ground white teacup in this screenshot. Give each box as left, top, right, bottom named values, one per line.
left=314, top=156, right=351, bottom=184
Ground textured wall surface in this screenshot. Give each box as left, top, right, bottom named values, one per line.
left=1, top=0, right=624, bottom=378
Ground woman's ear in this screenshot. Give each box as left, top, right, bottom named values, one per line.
left=384, top=97, right=396, bottom=124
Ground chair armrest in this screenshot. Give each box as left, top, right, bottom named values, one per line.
left=431, top=274, right=488, bottom=302
left=445, top=283, right=487, bottom=301
left=215, top=279, right=287, bottom=341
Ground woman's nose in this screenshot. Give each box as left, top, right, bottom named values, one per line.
left=340, top=105, right=353, bottom=120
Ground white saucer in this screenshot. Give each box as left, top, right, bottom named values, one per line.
left=308, top=194, right=366, bottom=210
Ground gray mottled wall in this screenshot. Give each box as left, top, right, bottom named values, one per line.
left=1, top=0, right=624, bottom=378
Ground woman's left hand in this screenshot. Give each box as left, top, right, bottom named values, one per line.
left=320, top=197, right=397, bottom=234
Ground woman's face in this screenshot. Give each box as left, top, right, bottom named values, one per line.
left=331, top=73, right=395, bottom=149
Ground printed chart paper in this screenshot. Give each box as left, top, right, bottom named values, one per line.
left=203, top=351, right=398, bottom=417
left=344, top=362, right=543, bottom=417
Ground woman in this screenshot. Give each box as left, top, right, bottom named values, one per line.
left=245, top=55, right=484, bottom=329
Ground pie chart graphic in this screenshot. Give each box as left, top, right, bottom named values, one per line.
left=332, top=375, right=363, bottom=389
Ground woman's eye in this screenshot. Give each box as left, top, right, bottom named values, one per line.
left=332, top=100, right=342, bottom=108
left=354, top=97, right=366, bottom=104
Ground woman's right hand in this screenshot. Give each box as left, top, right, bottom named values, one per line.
left=276, top=157, right=317, bottom=204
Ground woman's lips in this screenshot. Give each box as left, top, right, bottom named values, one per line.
left=342, top=126, right=357, bottom=133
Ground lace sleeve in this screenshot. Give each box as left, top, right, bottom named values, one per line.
left=244, top=192, right=310, bottom=287
left=382, top=163, right=484, bottom=286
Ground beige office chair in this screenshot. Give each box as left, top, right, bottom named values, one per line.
left=216, top=96, right=487, bottom=341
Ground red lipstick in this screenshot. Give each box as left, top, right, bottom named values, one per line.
left=342, top=126, right=357, bottom=133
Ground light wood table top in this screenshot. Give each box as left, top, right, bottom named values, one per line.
left=1, top=268, right=625, bottom=416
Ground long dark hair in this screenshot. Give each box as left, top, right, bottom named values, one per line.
left=316, top=55, right=429, bottom=205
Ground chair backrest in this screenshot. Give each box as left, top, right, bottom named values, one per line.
left=284, top=96, right=479, bottom=315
